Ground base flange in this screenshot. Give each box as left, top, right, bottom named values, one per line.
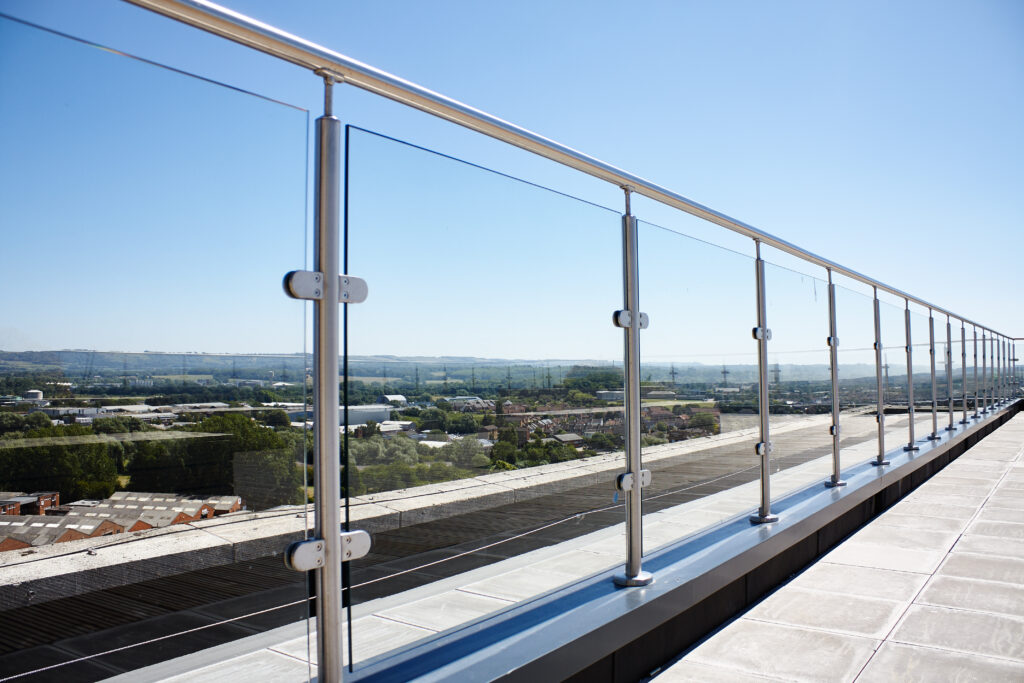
left=613, top=571, right=654, bottom=587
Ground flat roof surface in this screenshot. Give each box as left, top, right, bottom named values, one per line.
left=655, top=412, right=1024, bottom=682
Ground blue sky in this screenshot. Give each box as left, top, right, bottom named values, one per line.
left=1, top=0, right=1021, bottom=359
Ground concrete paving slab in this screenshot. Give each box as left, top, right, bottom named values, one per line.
left=986, top=490, right=1024, bottom=509
left=880, top=501, right=979, bottom=521
left=846, top=525, right=960, bottom=553
left=160, top=649, right=311, bottom=683
left=938, top=552, right=1024, bottom=585
left=909, top=482, right=997, bottom=497
left=954, top=534, right=1024, bottom=560
left=891, top=604, right=1024, bottom=661
left=917, top=575, right=1024, bottom=618
left=374, top=590, right=512, bottom=631
left=966, top=520, right=1024, bottom=540
left=857, top=641, right=1024, bottom=683
left=788, top=563, right=928, bottom=603
left=871, top=511, right=967, bottom=534
left=745, top=586, right=907, bottom=639
left=529, top=548, right=619, bottom=576
left=977, top=507, right=1024, bottom=524
left=824, top=541, right=945, bottom=574
left=685, top=619, right=879, bottom=682
left=458, top=566, right=579, bottom=601
left=902, top=490, right=987, bottom=507
left=654, top=659, right=784, bottom=682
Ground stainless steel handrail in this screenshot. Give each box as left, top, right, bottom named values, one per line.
left=124, top=0, right=1010, bottom=338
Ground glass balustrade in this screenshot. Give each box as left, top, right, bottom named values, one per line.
left=0, top=6, right=1018, bottom=681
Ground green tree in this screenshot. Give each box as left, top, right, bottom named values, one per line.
left=260, top=409, right=291, bottom=428
left=491, top=442, right=517, bottom=466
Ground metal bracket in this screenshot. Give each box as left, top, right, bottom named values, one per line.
left=755, top=441, right=774, bottom=456
left=613, top=310, right=649, bottom=329
left=284, top=529, right=371, bottom=571
left=284, top=537, right=324, bottom=571
left=752, top=327, right=772, bottom=341
left=827, top=336, right=839, bottom=348
left=283, top=271, right=368, bottom=303
left=616, top=469, right=651, bottom=491
left=874, top=341, right=882, bottom=351
left=829, top=425, right=840, bottom=436
left=341, top=529, right=372, bottom=561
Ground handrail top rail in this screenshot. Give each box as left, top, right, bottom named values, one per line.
left=123, top=0, right=1013, bottom=337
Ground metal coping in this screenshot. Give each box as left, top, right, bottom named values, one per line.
left=119, top=0, right=1015, bottom=337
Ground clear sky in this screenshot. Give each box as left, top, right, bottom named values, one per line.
left=1, top=0, right=1021, bottom=360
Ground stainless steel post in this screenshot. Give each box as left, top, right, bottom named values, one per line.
left=973, top=328, right=980, bottom=419
left=927, top=312, right=939, bottom=440
left=1001, top=337, right=1007, bottom=402
left=997, top=336, right=1003, bottom=403
left=960, top=324, right=969, bottom=424
left=825, top=271, right=844, bottom=487
left=995, top=336, right=1001, bottom=404
left=872, top=288, right=888, bottom=466
left=904, top=303, right=918, bottom=451
left=945, top=317, right=955, bottom=431
left=751, top=241, right=779, bottom=522
left=1006, top=338, right=1011, bottom=401
left=1014, top=342, right=1018, bottom=399
left=613, top=190, right=652, bottom=587
left=981, top=331, right=988, bottom=414
left=313, top=80, right=343, bottom=683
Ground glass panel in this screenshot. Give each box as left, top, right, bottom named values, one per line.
left=969, top=324, right=981, bottom=416
left=834, top=283, right=883, bottom=467
left=950, top=320, right=966, bottom=425
left=0, top=16, right=313, bottom=680
left=763, top=261, right=832, bottom=499
left=909, top=307, right=935, bottom=443
left=345, top=126, right=624, bottom=667
left=877, top=298, right=910, bottom=454
left=937, top=317, right=953, bottom=432
left=637, top=219, right=760, bottom=552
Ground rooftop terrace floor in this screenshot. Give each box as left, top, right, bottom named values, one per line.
left=654, top=412, right=1024, bottom=682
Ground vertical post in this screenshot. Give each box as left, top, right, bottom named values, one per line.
left=613, top=189, right=653, bottom=587
left=993, top=336, right=999, bottom=404
left=997, top=336, right=1003, bottom=403
left=1006, top=338, right=1011, bottom=401
left=1014, top=341, right=1017, bottom=399
left=945, top=317, right=955, bottom=431
left=972, top=327, right=979, bottom=419
left=1001, top=337, right=1007, bottom=402
left=960, top=323, right=969, bottom=424
left=872, top=288, right=888, bottom=466
left=981, top=331, right=988, bottom=414
left=927, top=311, right=939, bottom=440
left=751, top=241, right=778, bottom=522
left=313, top=79, right=343, bottom=683
left=825, top=270, right=844, bottom=487
left=904, top=302, right=918, bottom=451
